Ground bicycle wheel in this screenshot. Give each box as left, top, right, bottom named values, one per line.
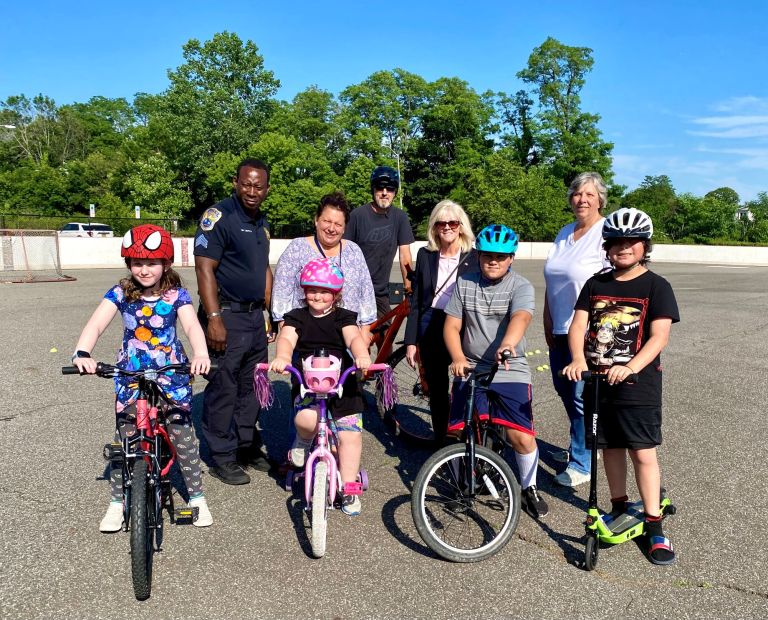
left=310, top=461, right=329, bottom=558
left=377, top=345, right=434, bottom=447
left=130, top=459, right=153, bottom=600
left=411, top=443, right=521, bottom=562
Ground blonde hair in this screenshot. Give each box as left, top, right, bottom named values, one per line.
left=426, top=200, right=475, bottom=252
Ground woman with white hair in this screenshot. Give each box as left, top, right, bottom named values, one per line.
left=404, top=199, right=477, bottom=446
left=544, top=172, right=612, bottom=487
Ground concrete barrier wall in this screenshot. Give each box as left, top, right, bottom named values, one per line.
left=56, top=236, right=768, bottom=269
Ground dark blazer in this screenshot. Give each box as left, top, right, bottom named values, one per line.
left=404, top=247, right=478, bottom=346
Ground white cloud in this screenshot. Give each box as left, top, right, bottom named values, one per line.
left=712, top=96, right=768, bottom=114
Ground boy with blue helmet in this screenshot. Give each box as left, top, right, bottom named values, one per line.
left=443, top=224, right=548, bottom=519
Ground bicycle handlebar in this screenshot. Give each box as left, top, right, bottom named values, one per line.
left=61, top=361, right=218, bottom=377
left=255, top=362, right=389, bottom=391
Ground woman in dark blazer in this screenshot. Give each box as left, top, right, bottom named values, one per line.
left=405, top=199, right=477, bottom=446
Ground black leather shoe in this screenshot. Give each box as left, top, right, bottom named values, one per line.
left=237, top=447, right=271, bottom=472
left=209, top=461, right=250, bottom=485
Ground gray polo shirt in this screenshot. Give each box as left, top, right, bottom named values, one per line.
left=444, top=269, right=534, bottom=383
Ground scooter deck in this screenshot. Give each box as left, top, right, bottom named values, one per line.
left=603, top=500, right=644, bottom=534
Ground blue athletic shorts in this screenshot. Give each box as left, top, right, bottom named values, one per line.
left=448, top=379, right=534, bottom=436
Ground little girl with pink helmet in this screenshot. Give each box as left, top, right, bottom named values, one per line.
left=269, top=258, right=371, bottom=515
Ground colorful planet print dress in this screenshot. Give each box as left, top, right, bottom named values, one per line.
left=105, top=285, right=193, bottom=413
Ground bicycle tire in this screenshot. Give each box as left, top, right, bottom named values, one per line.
left=411, top=443, right=521, bottom=562
left=130, top=459, right=153, bottom=600
left=310, top=461, right=329, bottom=558
left=377, top=345, right=435, bottom=447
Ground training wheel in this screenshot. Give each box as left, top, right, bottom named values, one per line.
left=358, top=469, right=369, bottom=491
left=584, top=534, right=599, bottom=571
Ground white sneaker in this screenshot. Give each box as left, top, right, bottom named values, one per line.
left=341, top=494, right=362, bottom=516
left=99, top=501, right=124, bottom=532
left=288, top=436, right=313, bottom=468
left=189, top=496, right=213, bottom=527
left=554, top=466, right=591, bottom=487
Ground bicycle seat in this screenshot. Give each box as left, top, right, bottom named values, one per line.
left=302, top=354, right=342, bottom=393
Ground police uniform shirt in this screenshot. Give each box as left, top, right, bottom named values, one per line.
left=193, top=194, right=270, bottom=303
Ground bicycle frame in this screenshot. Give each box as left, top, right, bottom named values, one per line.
left=369, top=295, right=411, bottom=363
left=255, top=362, right=390, bottom=508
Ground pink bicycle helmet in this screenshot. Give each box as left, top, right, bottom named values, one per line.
left=300, top=258, right=344, bottom=292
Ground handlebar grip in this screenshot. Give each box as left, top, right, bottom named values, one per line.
left=256, top=363, right=270, bottom=371
left=366, top=363, right=390, bottom=372
left=500, top=349, right=513, bottom=361
left=61, top=366, right=81, bottom=375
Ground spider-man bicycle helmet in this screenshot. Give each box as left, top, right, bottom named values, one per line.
left=121, top=224, right=174, bottom=261
left=300, top=258, right=344, bottom=292
left=476, top=224, right=519, bottom=254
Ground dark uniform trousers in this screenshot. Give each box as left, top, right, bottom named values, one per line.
left=201, top=308, right=268, bottom=466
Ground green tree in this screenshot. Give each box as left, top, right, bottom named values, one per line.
left=148, top=32, right=281, bottom=206
left=516, top=37, right=613, bottom=185
left=454, top=148, right=568, bottom=241
left=622, top=175, right=677, bottom=240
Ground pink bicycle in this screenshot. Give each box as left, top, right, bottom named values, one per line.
left=254, top=356, right=395, bottom=558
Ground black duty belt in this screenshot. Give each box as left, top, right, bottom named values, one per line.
left=220, top=300, right=263, bottom=313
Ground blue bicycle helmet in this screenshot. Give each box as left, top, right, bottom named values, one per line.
left=476, top=224, right=519, bottom=254
left=370, top=165, right=400, bottom=190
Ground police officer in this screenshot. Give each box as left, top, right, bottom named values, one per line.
left=194, top=158, right=274, bottom=485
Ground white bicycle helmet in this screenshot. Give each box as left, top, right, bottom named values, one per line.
left=603, top=208, right=653, bottom=239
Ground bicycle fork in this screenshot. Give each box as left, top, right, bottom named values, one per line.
left=304, top=401, right=338, bottom=509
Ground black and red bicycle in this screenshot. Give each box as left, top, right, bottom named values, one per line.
left=62, top=362, right=205, bottom=600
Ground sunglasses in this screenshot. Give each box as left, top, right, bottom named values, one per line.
left=434, top=220, right=460, bottom=230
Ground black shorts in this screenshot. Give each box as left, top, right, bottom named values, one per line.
left=585, top=404, right=662, bottom=450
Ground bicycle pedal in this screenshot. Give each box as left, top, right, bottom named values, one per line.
left=102, top=442, right=123, bottom=463
left=174, top=506, right=198, bottom=525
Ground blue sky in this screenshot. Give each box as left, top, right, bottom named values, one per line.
left=2, top=1, right=767, bottom=200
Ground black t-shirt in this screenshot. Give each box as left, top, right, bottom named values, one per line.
left=193, top=194, right=270, bottom=303
left=343, top=203, right=415, bottom=296
left=283, top=306, right=362, bottom=416
left=575, top=270, right=680, bottom=406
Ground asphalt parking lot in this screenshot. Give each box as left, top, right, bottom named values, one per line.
left=1, top=260, right=767, bottom=619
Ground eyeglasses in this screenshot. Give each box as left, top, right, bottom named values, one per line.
left=434, top=220, right=460, bottom=230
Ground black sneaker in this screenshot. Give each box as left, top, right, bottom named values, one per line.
left=237, top=447, right=271, bottom=472
left=522, top=485, right=549, bottom=518
left=209, top=461, right=251, bottom=485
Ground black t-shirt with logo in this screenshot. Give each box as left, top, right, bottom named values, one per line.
left=575, top=270, right=680, bottom=407
left=343, top=204, right=415, bottom=296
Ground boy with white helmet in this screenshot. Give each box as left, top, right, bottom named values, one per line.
left=563, top=208, right=680, bottom=565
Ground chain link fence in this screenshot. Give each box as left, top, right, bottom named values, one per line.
left=0, top=214, right=312, bottom=239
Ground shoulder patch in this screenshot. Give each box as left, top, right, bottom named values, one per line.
left=200, top=208, right=222, bottom=231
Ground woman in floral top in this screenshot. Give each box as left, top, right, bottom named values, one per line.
left=271, top=192, right=376, bottom=343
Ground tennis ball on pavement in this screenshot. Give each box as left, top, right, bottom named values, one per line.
left=536, top=365, right=545, bottom=371
left=534, top=349, right=541, bottom=354
left=50, top=347, right=58, bottom=353
left=542, top=364, right=549, bottom=370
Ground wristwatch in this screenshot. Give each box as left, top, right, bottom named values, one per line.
left=71, top=350, right=91, bottom=363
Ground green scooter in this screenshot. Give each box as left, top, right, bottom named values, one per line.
left=580, top=371, right=676, bottom=571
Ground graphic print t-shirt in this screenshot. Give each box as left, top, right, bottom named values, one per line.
left=575, top=270, right=679, bottom=406
left=105, top=285, right=192, bottom=411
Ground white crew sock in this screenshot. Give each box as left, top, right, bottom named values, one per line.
left=515, top=447, right=539, bottom=489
